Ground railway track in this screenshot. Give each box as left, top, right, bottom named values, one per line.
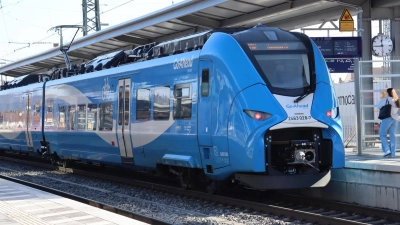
left=0, top=157, right=170, bottom=225
left=1, top=155, right=399, bottom=225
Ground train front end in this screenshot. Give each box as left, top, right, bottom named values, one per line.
left=225, top=26, right=344, bottom=189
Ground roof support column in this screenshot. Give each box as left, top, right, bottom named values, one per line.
left=390, top=6, right=400, bottom=152
left=356, top=0, right=373, bottom=155
left=391, top=6, right=400, bottom=62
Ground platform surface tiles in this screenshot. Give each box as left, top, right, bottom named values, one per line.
left=299, top=146, right=400, bottom=211
left=0, top=178, right=146, bottom=225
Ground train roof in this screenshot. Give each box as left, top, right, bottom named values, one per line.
left=0, top=0, right=364, bottom=78
left=0, top=25, right=313, bottom=92
left=0, top=74, right=49, bottom=91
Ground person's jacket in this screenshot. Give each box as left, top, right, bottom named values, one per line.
left=377, top=96, right=400, bottom=121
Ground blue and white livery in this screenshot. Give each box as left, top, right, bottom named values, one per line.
left=0, top=25, right=344, bottom=190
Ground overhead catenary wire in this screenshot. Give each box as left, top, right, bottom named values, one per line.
left=0, top=0, right=170, bottom=60
left=0, top=1, right=10, bottom=42
left=101, top=0, right=134, bottom=14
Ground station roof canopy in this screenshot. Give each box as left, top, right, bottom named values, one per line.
left=0, top=0, right=387, bottom=77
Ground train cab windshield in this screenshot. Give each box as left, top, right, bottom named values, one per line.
left=233, top=26, right=315, bottom=97
left=254, top=54, right=310, bottom=89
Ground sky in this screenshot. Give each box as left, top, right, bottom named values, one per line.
left=0, top=1, right=384, bottom=83
left=0, top=0, right=184, bottom=61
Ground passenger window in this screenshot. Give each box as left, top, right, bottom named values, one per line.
left=33, top=101, right=41, bottom=123
left=77, top=104, right=86, bottom=130
left=154, top=86, right=170, bottom=120
left=173, top=83, right=192, bottom=120
left=87, top=104, right=97, bottom=131
left=46, top=99, right=54, bottom=123
left=124, top=84, right=130, bottom=125
left=9, top=110, right=16, bottom=129
left=17, top=110, right=23, bottom=128
left=99, top=102, right=113, bottom=131
left=201, top=69, right=209, bottom=97
left=58, top=106, right=66, bottom=130
left=136, top=88, right=150, bottom=120
left=67, top=105, right=76, bottom=130
left=118, top=85, right=123, bottom=125
left=0, top=112, right=3, bottom=125
left=4, top=111, right=8, bottom=129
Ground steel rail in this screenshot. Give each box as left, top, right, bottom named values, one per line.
left=0, top=156, right=396, bottom=225
left=0, top=156, right=170, bottom=225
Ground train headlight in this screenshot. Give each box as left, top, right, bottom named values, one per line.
left=326, top=107, right=339, bottom=119
left=244, top=110, right=272, bottom=121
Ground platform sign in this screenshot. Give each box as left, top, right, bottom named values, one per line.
left=339, top=8, right=354, bottom=32
left=311, top=37, right=362, bottom=58
left=326, top=59, right=354, bottom=73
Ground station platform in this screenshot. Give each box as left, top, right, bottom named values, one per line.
left=0, top=178, right=147, bottom=225
left=295, top=147, right=400, bottom=211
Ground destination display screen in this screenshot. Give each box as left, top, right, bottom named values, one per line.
left=311, top=37, right=362, bottom=58
left=247, top=42, right=307, bottom=51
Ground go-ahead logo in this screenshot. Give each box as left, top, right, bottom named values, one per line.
left=173, top=56, right=194, bottom=70
left=286, top=103, right=309, bottom=108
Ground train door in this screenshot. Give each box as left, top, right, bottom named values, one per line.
left=198, top=59, right=213, bottom=146
left=117, top=78, right=134, bottom=164
left=25, top=93, right=33, bottom=151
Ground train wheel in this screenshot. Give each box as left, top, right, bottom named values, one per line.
left=205, top=181, right=220, bottom=194
left=62, top=160, right=69, bottom=168
left=179, top=170, right=195, bottom=189
left=180, top=177, right=189, bottom=189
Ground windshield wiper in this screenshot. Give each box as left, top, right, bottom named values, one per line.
left=294, top=91, right=311, bottom=103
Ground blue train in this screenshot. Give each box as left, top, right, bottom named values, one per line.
left=0, top=25, right=344, bottom=191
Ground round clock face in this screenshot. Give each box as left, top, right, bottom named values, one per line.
left=372, top=35, right=393, bottom=57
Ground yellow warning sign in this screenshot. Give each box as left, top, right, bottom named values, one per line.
left=340, top=9, right=353, bottom=21
left=339, top=8, right=354, bottom=32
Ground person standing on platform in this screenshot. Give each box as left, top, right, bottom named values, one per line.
left=377, top=88, right=400, bottom=158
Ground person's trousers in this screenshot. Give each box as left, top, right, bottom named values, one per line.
left=379, top=117, right=398, bottom=157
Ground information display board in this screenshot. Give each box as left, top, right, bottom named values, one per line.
left=325, top=59, right=354, bottom=73
left=311, top=37, right=362, bottom=58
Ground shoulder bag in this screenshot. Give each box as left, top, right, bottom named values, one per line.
left=378, top=99, right=392, bottom=120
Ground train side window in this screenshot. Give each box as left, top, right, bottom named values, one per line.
left=58, top=106, right=66, bottom=130
left=4, top=111, right=8, bottom=129
left=136, top=88, right=150, bottom=120
left=173, top=83, right=192, bottom=120
left=77, top=104, right=87, bottom=130
left=67, top=105, right=76, bottom=130
left=17, top=110, right=23, bottom=128
left=153, top=86, right=170, bottom=120
left=99, top=102, right=113, bottom=131
left=46, top=100, right=54, bottom=123
left=33, top=101, right=41, bottom=123
left=124, top=84, right=130, bottom=126
left=87, top=104, right=97, bottom=131
left=118, top=85, right=123, bottom=125
left=0, top=112, right=3, bottom=129
left=201, top=69, right=209, bottom=97
left=9, top=110, right=16, bottom=129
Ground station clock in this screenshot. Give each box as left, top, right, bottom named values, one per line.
left=372, top=34, right=393, bottom=57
